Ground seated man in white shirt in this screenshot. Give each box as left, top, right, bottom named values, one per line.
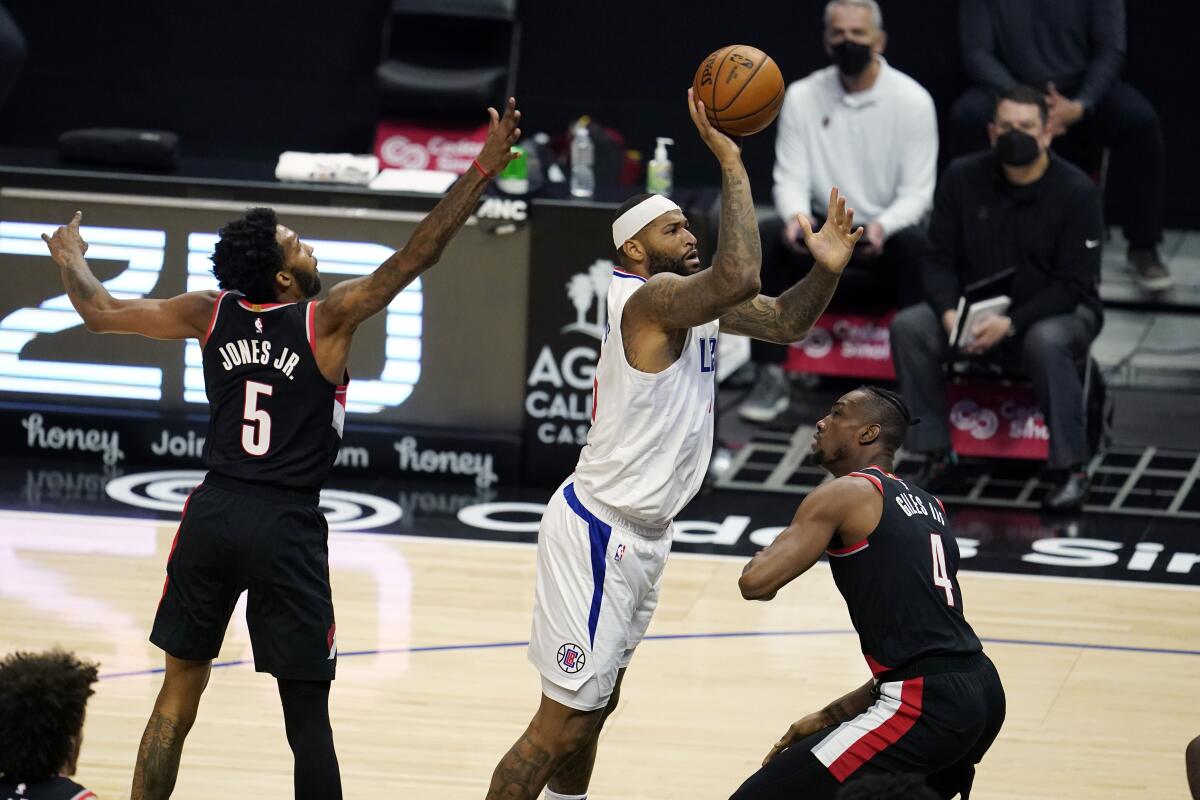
left=740, top=0, right=937, bottom=424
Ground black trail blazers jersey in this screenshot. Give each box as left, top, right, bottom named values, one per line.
left=826, top=465, right=982, bottom=676
left=0, top=775, right=95, bottom=799
left=201, top=292, right=347, bottom=491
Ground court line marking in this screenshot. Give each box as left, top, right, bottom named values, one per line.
left=2, top=508, right=1198, bottom=593
left=97, top=629, right=1200, bottom=680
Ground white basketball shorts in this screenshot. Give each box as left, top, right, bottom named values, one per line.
left=528, top=480, right=672, bottom=711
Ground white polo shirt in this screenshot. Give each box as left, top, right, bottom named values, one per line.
left=772, top=57, right=937, bottom=239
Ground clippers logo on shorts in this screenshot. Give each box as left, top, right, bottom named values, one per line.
left=557, top=642, right=586, bottom=674
left=614, top=543, right=626, bottom=561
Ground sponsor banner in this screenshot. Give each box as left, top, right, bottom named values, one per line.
left=946, top=382, right=1049, bottom=460
left=522, top=202, right=620, bottom=485
left=786, top=311, right=896, bottom=379
left=373, top=120, right=490, bottom=173
left=0, top=405, right=520, bottom=488
left=1, top=464, right=1196, bottom=586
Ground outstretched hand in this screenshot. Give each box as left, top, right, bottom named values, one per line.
left=798, top=187, right=863, bottom=275
left=687, top=87, right=742, bottom=163
left=41, top=210, right=89, bottom=268
left=475, top=97, right=523, bottom=177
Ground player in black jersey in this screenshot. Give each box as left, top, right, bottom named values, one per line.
left=0, top=650, right=99, bottom=800
left=730, top=386, right=1005, bottom=800
left=41, top=99, right=522, bottom=800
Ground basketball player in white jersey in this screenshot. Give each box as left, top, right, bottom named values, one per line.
left=485, top=89, right=863, bottom=800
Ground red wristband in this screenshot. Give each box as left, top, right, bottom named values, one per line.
left=472, top=159, right=493, bottom=179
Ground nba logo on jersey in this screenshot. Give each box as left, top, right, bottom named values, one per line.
left=254, top=318, right=263, bottom=335
left=614, top=543, right=626, bottom=561
left=557, top=642, right=586, bottom=674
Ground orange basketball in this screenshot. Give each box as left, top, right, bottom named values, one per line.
left=692, top=44, right=785, bottom=136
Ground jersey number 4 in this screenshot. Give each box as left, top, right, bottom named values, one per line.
left=930, top=533, right=955, bottom=607
left=242, top=380, right=274, bottom=456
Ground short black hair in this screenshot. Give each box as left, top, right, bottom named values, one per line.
left=0, top=649, right=99, bottom=781
left=995, top=85, right=1049, bottom=125
left=856, top=385, right=913, bottom=452
left=211, top=207, right=284, bottom=303
left=835, top=773, right=940, bottom=800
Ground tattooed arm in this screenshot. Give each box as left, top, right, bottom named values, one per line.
left=761, top=678, right=877, bottom=765
left=317, top=98, right=521, bottom=337
left=624, top=89, right=762, bottom=333
left=310, top=99, right=520, bottom=383
left=41, top=212, right=216, bottom=339
left=721, top=187, right=863, bottom=343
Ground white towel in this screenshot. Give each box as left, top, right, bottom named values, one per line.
left=367, top=168, right=458, bottom=194
left=274, top=152, right=380, bottom=185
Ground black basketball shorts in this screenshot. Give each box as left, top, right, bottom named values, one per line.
left=730, top=653, right=1006, bottom=800
left=150, top=473, right=337, bottom=681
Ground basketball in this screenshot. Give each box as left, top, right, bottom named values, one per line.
left=692, top=44, right=785, bottom=136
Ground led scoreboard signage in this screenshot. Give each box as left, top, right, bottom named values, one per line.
left=0, top=190, right=530, bottom=433
left=1, top=222, right=423, bottom=413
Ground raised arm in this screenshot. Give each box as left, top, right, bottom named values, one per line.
left=316, top=98, right=522, bottom=340
left=624, top=89, right=763, bottom=332
left=42, top=211, right=216, bottom=340
left=720, top=187, right=863, bottom=343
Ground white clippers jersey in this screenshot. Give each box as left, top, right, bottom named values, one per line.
left=573, top=268, right=719, bottom=528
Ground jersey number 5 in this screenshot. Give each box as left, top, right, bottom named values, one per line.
left=242, top=380, right=274, bottom=456
left=930, top=533, right=955, bottom=607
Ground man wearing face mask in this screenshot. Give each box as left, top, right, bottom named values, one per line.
left=890, top=87, right=1104, bottom=512
left=948, top=0, right=1170, bottom=293
left=739, top=0, right=936, bottom=424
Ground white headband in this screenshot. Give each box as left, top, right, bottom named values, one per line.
left=611, top=194, right=681, bottom=250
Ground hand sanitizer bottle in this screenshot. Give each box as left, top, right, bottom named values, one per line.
left=646, top=137, right=674, bottom=196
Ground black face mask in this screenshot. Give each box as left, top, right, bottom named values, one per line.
left=994, top=130, right=1041, bottom=167
left=831, top=40, right=873, bottom=76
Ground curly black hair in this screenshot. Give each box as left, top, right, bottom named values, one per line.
left=211, top=207, right=284, bottom=303
left=0, top=649, right=99, bottom=781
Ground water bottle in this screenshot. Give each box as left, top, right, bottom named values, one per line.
left=569, top=121, right=595, bottom=198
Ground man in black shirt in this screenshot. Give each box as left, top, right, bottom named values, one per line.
left=41, top=100, right=523, bottom=799
left=891, top=87, right=1103, bottom=511
left=947, top=0, right=1169, bottom=291
left=730, top=387, right=1004, bottom=799
left=0, top=650, right=99, bottom=800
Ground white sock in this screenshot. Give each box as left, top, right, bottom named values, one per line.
left=545, top=791, right=587, bottom=800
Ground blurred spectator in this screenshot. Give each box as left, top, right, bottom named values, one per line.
left=835, top=772, right=940, bottom=800
left=0, top=3, right=25, bottom=110
left=948, top=0, right=1170, bottom=292
left=892, top=87, right=1103, bottom=512
left=0, top=649, right=99, bottom=799
left=739, top=0, right=936, bottom=423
